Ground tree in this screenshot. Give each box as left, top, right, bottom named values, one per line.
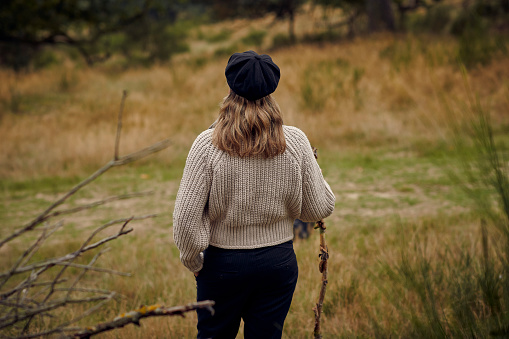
left=200, top=0, right=306, bottom=43
left=0, top=0, right=186, bottom=69
left=393, top=0, right=444, bottom=30
left=366, top=0, right=396, bottom=32
left=259, top=0, right=306, bottom=43
left=313, top=0, right=365, bottom=38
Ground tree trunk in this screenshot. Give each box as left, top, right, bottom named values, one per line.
left=366, top=0, right=396, bottom=32
left=288, top=10, right=296, bottom=43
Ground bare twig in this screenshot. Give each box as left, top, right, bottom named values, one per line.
left=0, top=215, right=155, bottom=279
left=47, top=191, right=154, bottom=220
left=115, top=90, right=127, bottom=160
left=19, top=222, right=64, bottom=269
left=52, top=287, right=115, bottom=295
left=112, top=139, right=171, bottom=166
left=1, top=295, right=116, bottom=330
left=0, top=221, right=63, bottom=289
left=70, top=301, right=215, bottom=339
left=66, top=249, right=107, bottom=300
left=11, top=293, right=118, bottom=339
left=0, top=268, right=64, bottom=301
left=53, top=261, right=130, bottom=277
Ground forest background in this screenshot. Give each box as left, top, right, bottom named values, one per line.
left=1, top=0, right=509, bottom=337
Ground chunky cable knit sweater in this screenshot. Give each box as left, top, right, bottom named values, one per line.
left=173, top=126, right=335, bottom=272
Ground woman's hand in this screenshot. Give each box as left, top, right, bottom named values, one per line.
left=194, top=272, right=199, bottom=277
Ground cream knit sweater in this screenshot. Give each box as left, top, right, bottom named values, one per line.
left=173, top=125, right=335, bottom=272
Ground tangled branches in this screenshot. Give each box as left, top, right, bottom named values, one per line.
left=0, top=91, right=211, bottom=338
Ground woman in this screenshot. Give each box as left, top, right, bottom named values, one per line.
left=173, top=50, right=335, bottom=339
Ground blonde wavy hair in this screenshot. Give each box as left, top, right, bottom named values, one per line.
left=212, top=92, right=286, bottom=158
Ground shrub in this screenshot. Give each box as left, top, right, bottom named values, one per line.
left=201, top=28, right=232, bottom=43
left=0, top=43, right=37, bottom=71
left=450, top=5, right=508, bottom=68
left=408, top=4, right=454, bottom=34
left=241, top=30, right=266, bottom=47
left=271, top=33, right=294, bottom=49
left=32, top=48, right=60, bottom=70
left=301, top=29, right=342, bottom=44
left=214, top=43, right=239, bottom=58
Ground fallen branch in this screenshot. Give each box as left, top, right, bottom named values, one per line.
left=0, top=90, right=173, bottom=337
left=70, top=301, right=215, bottom=339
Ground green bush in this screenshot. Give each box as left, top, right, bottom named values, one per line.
left=32, top=48, right=59, bottom=70
left=97, top=33, right=128, bottom=56
left=408, top=4, right=454, bottom=34
left=200, top=28, right=232, bottom=43
left=0, top=44, right=37, bottom=71
left=301, top=29, right=342, bottom=44
left=241, top=30, right=266, bottom=47
left=214, top=43, right=239, bottom=58
left=271, top=33, right=294, bottom=49
left=151, top=23, right=190, bottom=62
left=120, top=19, right=190, bottom=65
left=450, top=6, right=507, bottom=68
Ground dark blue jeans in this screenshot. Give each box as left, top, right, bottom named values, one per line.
left=196, top=240, right=298, bottom=339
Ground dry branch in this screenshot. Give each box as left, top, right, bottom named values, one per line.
left=0, top=91, right=176, bottom=338
left=7, top=293, right=118, bottom=339
left=114, top=90, right=127, bottom=160
left=0, top=216, right=157, bottom=279
left=46, top=191, right=154, bottom=220
left=70, top=301, right=215, bottom=339
left=312, top=148, right=330, bottom=339
left=312, top=220, right=329, bottom=339
left=0, top=141, right=170, bottom=249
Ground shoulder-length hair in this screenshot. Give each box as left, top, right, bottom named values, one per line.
left=212, top=91, right=286, bottom=158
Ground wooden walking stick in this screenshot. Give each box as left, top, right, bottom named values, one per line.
left=312, top=147, right=329, bottom=339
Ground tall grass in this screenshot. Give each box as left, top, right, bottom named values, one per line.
left=368, top=72, right=509, bottom=338
left=1, top=34, right=507, bottom=180
left=1, top=25, right=509, bottom=338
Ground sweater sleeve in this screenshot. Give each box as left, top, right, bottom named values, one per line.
left=173, top=132, right=213, bottom=272
left=299, top=133, right=336, bottom=222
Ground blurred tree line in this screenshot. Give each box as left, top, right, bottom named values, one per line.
left=0, top=0, right=508, bottom=70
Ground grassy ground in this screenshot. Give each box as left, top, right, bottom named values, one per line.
left=1, top=12, right=509, bottom=338
left=0, top=145, right=493, bottom=337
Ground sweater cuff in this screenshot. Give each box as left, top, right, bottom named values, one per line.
left=182, top=253, right=204, bottom=273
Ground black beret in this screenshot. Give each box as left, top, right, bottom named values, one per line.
left=225, top=50, right=280, bottom=101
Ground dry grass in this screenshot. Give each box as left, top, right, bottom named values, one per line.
left=1, top=34, right=508, bottom=180
left=1, top=13, right=509, bottom=338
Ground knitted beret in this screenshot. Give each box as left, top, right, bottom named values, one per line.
left=225, top=50, right=280, bottom=101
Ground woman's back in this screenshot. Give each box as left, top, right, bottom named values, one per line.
left=174, top=126, right=335, bottom=253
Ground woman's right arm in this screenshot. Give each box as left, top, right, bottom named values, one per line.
left=299, top=134, right=336, bottom=222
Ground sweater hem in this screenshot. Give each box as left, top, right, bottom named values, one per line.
left=209, top=235, right=294, bottom=250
